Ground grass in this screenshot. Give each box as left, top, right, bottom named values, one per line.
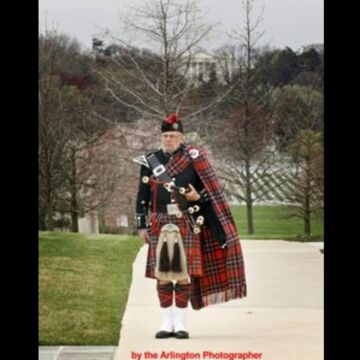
left=231, top=205, right=323, bottom=240
left=39, top=231, right=142, bottom=345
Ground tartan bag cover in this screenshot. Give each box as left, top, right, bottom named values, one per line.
left=164, top=145, right=247, bottom=310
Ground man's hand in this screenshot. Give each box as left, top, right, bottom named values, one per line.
left=185, top=183, right=201, bottom=201
left=138, top=229, right=150, bottom=243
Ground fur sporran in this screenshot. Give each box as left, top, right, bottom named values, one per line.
left=155, top=223, right=189, bottom=281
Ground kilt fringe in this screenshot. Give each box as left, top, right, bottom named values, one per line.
left=201, top=284, right=247, bottom=308
left=190, top=283, right=247, bottom=310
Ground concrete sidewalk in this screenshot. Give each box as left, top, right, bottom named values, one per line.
left=114, top=240, right=323, bottom=360
left=38, top=346, right=117, bottom=359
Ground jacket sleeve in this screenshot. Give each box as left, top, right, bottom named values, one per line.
left=135, top=164, right=152, bottom=229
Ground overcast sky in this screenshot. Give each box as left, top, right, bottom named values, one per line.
left=39, top=0, right=323, bottom=52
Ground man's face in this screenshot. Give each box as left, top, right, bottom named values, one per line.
left=161, top=131, right=184, bottom=153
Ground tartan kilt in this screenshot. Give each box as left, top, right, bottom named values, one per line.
left=145, top=212, right=203, bottom=279
left=145, top=211, right=246, bottom=311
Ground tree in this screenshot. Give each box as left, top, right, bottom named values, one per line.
left=95, top=0, right=232, bottom=123
left=253, top=45, right=323, bottom=91
left=209, top=0, right=286, bottom=235
left=285, top=130, right=324, bottom=236
left=298, top=48, right=322, bottom=72
left=39, top=32, right=85, bottom=230
left=273, top=85, right=323, bottom=152
left=292, top=48, right=323, bottom=90
left=269, top=47, right=300, bottom=86
left=39, top=31, right=126, bottom=232
left=273, top=85, right=324, bottom=236
left=39, top=74, right=70, bottom=230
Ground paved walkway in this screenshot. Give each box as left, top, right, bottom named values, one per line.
left=114, top=240, right=323, bottom=360
left=39, top=240, right=323, bottom=360
left=38, top=346, right=117, bottom=359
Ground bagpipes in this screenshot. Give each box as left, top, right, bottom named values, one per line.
left=133, top=153, right=204, bottom=234
left=141, top=175, right=204, bottom=234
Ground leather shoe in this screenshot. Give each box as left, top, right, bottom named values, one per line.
left=155, top=330, right=175, bottom=338
left=175, top=330, right=189, bottom=339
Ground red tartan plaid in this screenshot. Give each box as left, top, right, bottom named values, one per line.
left=145, top=145, right=247, bottom=310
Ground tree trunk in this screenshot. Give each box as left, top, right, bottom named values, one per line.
left=245, top=159, right=254, bottom=234
left=246, top=199, right=254, bottom=235
left=39, top=213, right=47, bottom=230
left=46, top=207, right=54, bottom=231
left=70, top=210, right=78, bottom=233
left=46, top=190, right=54, bottom=231
left=44, top=163, right=54, bottom=230
left=303, top=156, right=311, bottom=236
left=98, top=208, right=106, bottom=234
left=304, top=212, right=311, bottom=236
left=69, top=148, right=79, bottom=233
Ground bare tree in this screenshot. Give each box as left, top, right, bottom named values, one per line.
left=94, top=0, right=234, bottom=123
left=210, top=103, right=292, bottom=234
left=213, top=44, right=239, bottom=86
left=61, top=118, right=119, bottom=232
left=275, top=130, right=323, bottom=237
left=39, top=31, right=127, bottom=232
left=39, top=32, right=84, bottom=230
left=208, top=0, right=287, bottom=235
left=94, top=118, right=162, bottom=233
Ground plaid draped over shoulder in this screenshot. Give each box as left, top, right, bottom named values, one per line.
left=164, top=145, right=247, bottom=310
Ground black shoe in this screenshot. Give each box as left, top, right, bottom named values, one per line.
left=175, top=330, right=189, bottom=339
left=155, top=330, right=175, bottom=339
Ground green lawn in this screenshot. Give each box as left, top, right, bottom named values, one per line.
left=39, top=231, right=142, bottom=345
left=231, top=205, right=323, bottom=240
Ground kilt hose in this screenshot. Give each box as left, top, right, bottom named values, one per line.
left=145, top=145, right=247, bottom=310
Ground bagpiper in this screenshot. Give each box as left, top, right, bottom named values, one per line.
left=134, top=112, right=247, bottom=339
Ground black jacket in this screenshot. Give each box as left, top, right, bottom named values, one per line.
left=135, top=144, right=226, bottom=244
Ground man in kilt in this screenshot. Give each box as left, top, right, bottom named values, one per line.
left=135, top=113, right=247, bottom=339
